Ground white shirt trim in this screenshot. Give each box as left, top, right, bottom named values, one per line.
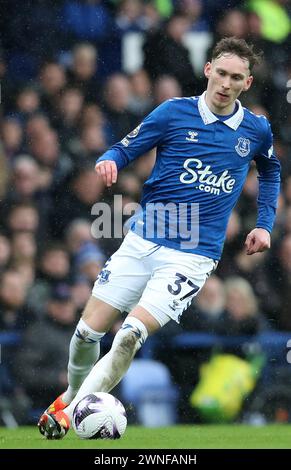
left=198, top=91, right=244, bottom=130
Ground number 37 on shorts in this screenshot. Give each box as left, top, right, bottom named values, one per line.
left=92, top=231, right=217, bottom=325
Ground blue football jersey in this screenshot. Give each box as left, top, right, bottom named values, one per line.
left=97, top=93, right=281, bottom=260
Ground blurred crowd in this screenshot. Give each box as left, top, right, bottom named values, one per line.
left=1, top=0, right=291, bottom=423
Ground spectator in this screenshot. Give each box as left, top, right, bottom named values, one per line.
left=0, top=270, right=31, bottom=330
left=28, top=127, right=72, bottom=190
left=65, top=219, right=95, bottom=255
left=177, top=0, right=210, bottom=32
left=103, top=73, right=137, bottom=142
left=143, top=14, right=201, bottom=95
left=1, top=117, right=23, bottom=160
left=39, top=62, right=67, bottom=120
left=9, top=156, right=40, bottom=200
left=14, top=86, right=40, bottom=123
left=153, top=75, right=182, bottom=105
left=27, top=244, right=71, bottom=316
left=50, top=163, right=104, bottom=239
left=67, top=43, right=100, bottom=104
left=74, top=241, right=105, bottom=283
left=4, top=156, right=53, bottom=240
left=128, top=69, right=153, bottom=118
left=54, top=87, right=84, bottom=146
left=0, top=234, right=11, bottom=273
left=218, top=277, right=269, bottom=336
left=5, top=203, right=39, bottom=236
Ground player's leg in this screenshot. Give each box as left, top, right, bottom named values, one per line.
left=63, top=306, right=161, bottom=421
left=38, top=306, right=161, bottom=439
left=38, top=232, right=154, bottom=438
left=41, top=297, right=119, bottom=413
left=41, top=232, right=150, bottom=414
left=38, top=297, right=119, bottom=438
left=63, top=296, right=120, bottom=405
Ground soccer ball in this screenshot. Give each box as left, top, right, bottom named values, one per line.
left=72, top=392, right=127, bottom=439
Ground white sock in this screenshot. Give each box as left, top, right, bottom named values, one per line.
left=62, top=318, right=105, bottom=404
left=64, top=317, right=148, bottom=420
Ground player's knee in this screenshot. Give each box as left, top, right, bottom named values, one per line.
left=81, top=296, right=117, bottom=332
left=114, top=317, right=148, bottom=354
left=73, top=318, right=105, bottom=344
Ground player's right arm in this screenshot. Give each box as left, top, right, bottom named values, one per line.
left=95, top=160, right=118, bottom=187
left=95, top=100, right=171, bottom=185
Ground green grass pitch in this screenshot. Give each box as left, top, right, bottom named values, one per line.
left=0, top=425, right=290, bottom=449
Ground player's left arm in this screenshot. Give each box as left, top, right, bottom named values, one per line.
left=245, top=118, right=281, bottom=255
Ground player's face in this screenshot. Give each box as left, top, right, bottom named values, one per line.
left=204, top=53, right=253, bottom=115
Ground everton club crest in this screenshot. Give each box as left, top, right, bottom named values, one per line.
left=235, top=137, right=250, bottom=157
left=97, top=269, right=111, bottom=285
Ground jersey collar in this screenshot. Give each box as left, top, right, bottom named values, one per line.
left=198, top=91, right=244, bottom=130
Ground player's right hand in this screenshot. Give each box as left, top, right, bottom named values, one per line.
left=95, top=160, right=118, bottom=187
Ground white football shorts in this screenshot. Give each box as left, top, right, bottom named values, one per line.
left=92, top=231, right=217, bottom=326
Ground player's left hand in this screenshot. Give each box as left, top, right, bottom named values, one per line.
left=244, top=228, right=271, bottom=255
